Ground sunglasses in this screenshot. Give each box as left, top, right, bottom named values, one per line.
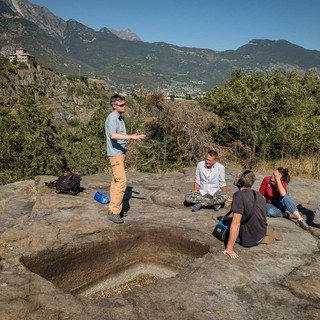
left=116, top=103, right=126, bottom=107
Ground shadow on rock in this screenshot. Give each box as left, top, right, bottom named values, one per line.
left=123, top=186, right=147, bottom=213
left=297, top=204, right=315, bottom=226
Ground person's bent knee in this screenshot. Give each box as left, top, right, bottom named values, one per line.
left=185, top=191, right=201, bottom=204
left=266, top=209, right=282, bottom=217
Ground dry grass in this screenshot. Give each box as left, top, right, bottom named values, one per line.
left=253, top=156, right=320, bottom=179
left=90, top=274, right=159, bottom=300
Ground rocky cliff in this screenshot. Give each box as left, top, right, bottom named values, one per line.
left=2, top=0, right=66, bottom=39
left=0, top=64, right=110, bottom=126
left=0, top=168, right=319, bottom=319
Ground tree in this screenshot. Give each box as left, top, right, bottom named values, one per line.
left=0, top=86, right=63, bottom=183
left=200, top=70, right=320, bottom=168
left=139, top=100, right=219, bottom=172
left=200, top=71, right=273, bottom=164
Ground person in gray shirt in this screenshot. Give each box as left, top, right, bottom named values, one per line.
left=105, top=94, right=146, bottom=224
left=224, top=170, right=268, bottom=259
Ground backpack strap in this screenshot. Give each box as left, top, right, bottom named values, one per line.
left=45, top=180, right=58, bottom=189
left=218, top=210, right=233, bottom=224
left=222, top=190, right=257, bottom=225
left=240, top=190, right=257, bottom=225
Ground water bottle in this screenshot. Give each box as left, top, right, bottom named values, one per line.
left=94, top=191, right=110, bottom=204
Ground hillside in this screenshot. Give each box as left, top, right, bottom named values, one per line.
left=1, top=58, right=220, bottom=185
left=0, top=59, right=110, bottom=126
left=1, top=0, right=320, bottom=96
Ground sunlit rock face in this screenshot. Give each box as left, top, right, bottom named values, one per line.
left=0, top=169, right=320, bottom=319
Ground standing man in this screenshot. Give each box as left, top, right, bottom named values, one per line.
left=223, top=170, right=268, bottom=259
left=105, top=94, right=146, bottom=224
left=185, top=150, right=227, bottom=212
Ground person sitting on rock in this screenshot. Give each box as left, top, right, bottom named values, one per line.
left=224, top=170, right=271, bottom=259
left=259, top=167, right=310, bottom=230
left=185, top=150, right=227, bottom=212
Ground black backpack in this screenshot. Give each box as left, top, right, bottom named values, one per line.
left=45, top=172, right=84, bottom=195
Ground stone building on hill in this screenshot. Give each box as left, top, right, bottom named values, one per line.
left=9, top=47, right=36, bottom=67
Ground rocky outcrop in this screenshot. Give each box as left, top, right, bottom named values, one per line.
left=0, top=168, right=319, bottom=319
left=3, top=0, right=67, bottom=39
left=0, top=66, right=110, bottom=126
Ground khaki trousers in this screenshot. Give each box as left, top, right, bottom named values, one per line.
left=108, top=154, right=127, bottom=214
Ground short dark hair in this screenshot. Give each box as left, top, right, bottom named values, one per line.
left=207, top=150, right=218, bottom=157
left=110, top=94, right=125, bottom=107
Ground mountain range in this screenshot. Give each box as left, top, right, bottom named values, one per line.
left=1, top=0, right=320, bottom=96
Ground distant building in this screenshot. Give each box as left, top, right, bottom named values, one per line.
left=9, top=48, right=36, bottom=67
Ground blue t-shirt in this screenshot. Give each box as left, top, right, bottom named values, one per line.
left=105, top=112, right=127, bottom=156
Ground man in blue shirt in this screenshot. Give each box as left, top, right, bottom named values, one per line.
left=185, top=150, right=227, bottom=212
left=105, top=94, right=146, bottom=223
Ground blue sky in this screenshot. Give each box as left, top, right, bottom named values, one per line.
left=29, top=0, right=320, bottom=52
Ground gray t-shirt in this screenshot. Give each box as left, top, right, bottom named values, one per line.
left=231, top=189, right=267, bottom=247
left=105, top=112, right=127, bottom=156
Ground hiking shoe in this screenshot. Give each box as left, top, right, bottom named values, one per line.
left=213, top=204, right=222, bottom=211
left=269, top=230, right=283, bottom=241
left=296, top=219, right=310, bottom=230
left=261, top=235, right=276, bottom=245
left=191, top=203, right=202, bottom=212
left=108, top=214, right=124, bottom=224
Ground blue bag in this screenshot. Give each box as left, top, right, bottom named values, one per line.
left=212, top=218, right=231, bottom=241
left=212, top=210, right=232, bottom=241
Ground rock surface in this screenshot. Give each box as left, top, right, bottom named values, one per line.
left=0, top=168, right=319, bottom=320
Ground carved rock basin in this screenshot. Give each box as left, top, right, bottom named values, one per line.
left=21, top=226, right=209, bottom=299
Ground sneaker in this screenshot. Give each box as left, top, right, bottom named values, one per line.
left=296, top=219, right=310, bottom=230
left=108, top=214, right=124, bottom=224
left=213, top=204, right=222, bottom=211
left=191, top=203, right=202, bottom=212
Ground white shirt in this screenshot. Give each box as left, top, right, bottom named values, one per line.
left=195, top=160, right=226, bottom=196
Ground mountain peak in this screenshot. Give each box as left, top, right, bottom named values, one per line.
left=108, top=28, right=141, bottom=41
left=240, top=38, right=313, bottom=51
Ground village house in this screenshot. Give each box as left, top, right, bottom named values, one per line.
left=9, top=47, right=36, bottom=67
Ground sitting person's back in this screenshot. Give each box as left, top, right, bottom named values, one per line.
left=231, top=188, right=267, bottom=247
left=223, top=170, right=268, bottom=259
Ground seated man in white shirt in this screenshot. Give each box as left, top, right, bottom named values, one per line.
left=185, top=150, right=227, bottom=212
